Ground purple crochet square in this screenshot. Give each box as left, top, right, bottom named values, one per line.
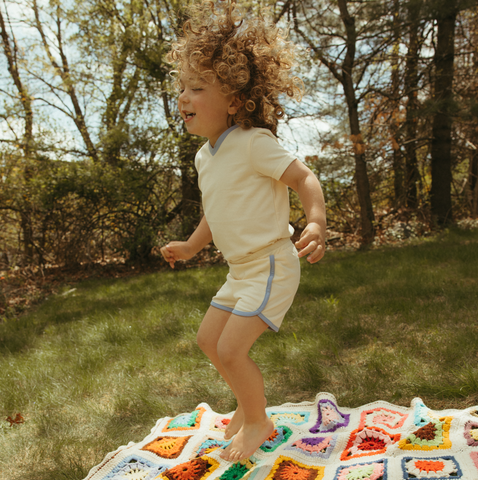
left=309, top=399, right=350, bottom=434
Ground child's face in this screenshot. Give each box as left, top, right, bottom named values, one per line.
left=178, top=70, right=239, bottom=147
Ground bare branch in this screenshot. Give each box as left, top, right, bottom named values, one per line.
left=32, top=0, right=98, bottom=162
left=274, top=0, right=293, bottom=24
left=293, top=20, right=344, bottom=83
left=0, top=2, right=33, bottom=151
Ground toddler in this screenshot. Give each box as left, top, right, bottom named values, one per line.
left=160, top=0, right=326, bottom=463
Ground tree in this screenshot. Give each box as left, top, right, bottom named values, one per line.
left=390, top=0, right=404, bottom=208
left=467, top=8, right=478, bottom=216
left=428, top=0, right=459, bottom=225
left=287, top=0, right=402, bottom=244
left=403, top=0, right=423, bottom=209
left=451, top=5, right=478, bottom=217
left=0, top=3, right=36, bottom=262
left=32, top=0, right=99, bottom=162
left=428, top=0, right=477, bottom=225
left=135, top=0, right=202, bottom=236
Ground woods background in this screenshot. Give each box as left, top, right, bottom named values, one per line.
left=1, top=0, right=478, bottom=270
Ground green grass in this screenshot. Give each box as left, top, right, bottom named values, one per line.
left=1, top=227, right=478, bottom=479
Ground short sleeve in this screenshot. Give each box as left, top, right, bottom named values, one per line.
left=249, top=129, right=297, bottom=180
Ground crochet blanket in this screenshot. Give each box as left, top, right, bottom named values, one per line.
left=84, top=392, right=478, bottom=480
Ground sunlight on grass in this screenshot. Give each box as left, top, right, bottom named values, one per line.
left=1, top=227, right=478, bottom=479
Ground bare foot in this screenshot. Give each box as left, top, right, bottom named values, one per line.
left=224, top=405, right=244, bottom=441
left=220, top=417, right=274, bottom=462
left=224, top=398, right=267, bottom=441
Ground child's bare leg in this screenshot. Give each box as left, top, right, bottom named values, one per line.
left=216, top=314, right=274, bottom=462
left=197, top=307, right=249, bottom=439
left=221, top=397, right=267, bottom=440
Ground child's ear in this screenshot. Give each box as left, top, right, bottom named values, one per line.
left=228, top=95, right=242, bottom=115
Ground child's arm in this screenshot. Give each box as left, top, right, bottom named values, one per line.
left=160, top=216, right=213, bottom=269
left=280, top=159, right=327, bottom=264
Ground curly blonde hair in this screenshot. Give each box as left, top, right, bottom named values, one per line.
left=167, top=0, right=303, bottom=136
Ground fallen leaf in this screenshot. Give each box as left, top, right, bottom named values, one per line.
left=6, top=413, right=24, bottom=426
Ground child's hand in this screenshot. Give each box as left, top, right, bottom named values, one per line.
left=295, top=222, right=325, bottom=264
left=160, top=242, right=194, bottom=269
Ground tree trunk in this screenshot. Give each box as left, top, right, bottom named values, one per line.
left=470, top=149, right=478, bottom=216
left=337, top=0, right=375, bottom=244
left=468, top=7, right=478, bottom=217
left=430, top=5, right=457, bottom=226
left=391, top=0, right=404, bottom=208
left=404, top=0, right=422, bottom=210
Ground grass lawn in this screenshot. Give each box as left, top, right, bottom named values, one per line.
left=1, top=227, right=478, bottom=479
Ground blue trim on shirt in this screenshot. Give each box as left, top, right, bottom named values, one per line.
left=209, top=124, right=240, bottom=156
left=209, top=255, right=278, bottom=332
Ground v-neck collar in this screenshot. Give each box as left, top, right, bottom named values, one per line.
left=208, top=125, right=240, bottom=156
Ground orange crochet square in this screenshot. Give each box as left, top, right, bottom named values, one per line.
left=340, top=426, right=401, bottom=461
left=157, top=456, right=220, bottom=480
left=141, top=435, right=191, bottom=459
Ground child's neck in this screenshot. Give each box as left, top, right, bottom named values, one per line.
left=209, top=125, right=240, bottom=156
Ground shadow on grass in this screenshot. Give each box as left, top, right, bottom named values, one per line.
left=0, top=267, right=224, bottom=355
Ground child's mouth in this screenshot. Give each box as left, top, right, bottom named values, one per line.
left=184, top=113, right=196, bottom=121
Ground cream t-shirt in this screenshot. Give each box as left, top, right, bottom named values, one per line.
left=195, top=125, right=296, bottom=263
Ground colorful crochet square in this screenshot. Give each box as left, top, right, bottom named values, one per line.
left=401, top=456, right=463, bottom=479
left=269, top=412, right=310, bottom=426
left=413, top=400, right=432, bottom=425
left=163, top=407, right=206, bottom=432
left=334, top=459, right=387, bottom=480
left=340, top=426, right=400, bottom=461
left=309, top=399, right=350, bottom=434
left=470, top=451, right=478, bottom=470
left=158, top=456, right=220, bottom=480
left=101, top=455, right=167, bottom=480
left=193, top=438, right=230, bottom=457
left=264, top=456, right=325, bottom=480
left=463, top=420, right=478, bottom=446
left=260, top=426, right=293, bottom=453
left=211, top=416, right=230, bottom=432
left=359, top=407, right=408, bottom=430
left=141, top=436, right=191, bottom=459
left=398, top=417, right=453, bottom=451
left=285, top=435, right=337, bottom=460
left=219, top=458, right=256, bottom=480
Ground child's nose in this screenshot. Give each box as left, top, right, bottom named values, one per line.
left=179, top=89, right=189, bottom=103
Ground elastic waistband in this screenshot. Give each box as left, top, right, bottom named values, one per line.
left=228, top=238, right=293, bottom=265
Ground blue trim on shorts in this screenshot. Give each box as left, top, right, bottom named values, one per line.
left=210, top=255, right=279, bottom=332
left=210, top=302, right=234, bottom=313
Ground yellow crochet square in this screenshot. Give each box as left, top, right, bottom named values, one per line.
left=264, top=455, right=325, bottom=480
left=398, top=416, right=453, bottom=451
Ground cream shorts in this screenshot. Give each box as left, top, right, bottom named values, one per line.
left=211, top=240, right=300, bottom=332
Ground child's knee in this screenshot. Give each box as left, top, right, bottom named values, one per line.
left=196, top=329, right=213, bottom=355
left=216, top=338, right=239, bottom=368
